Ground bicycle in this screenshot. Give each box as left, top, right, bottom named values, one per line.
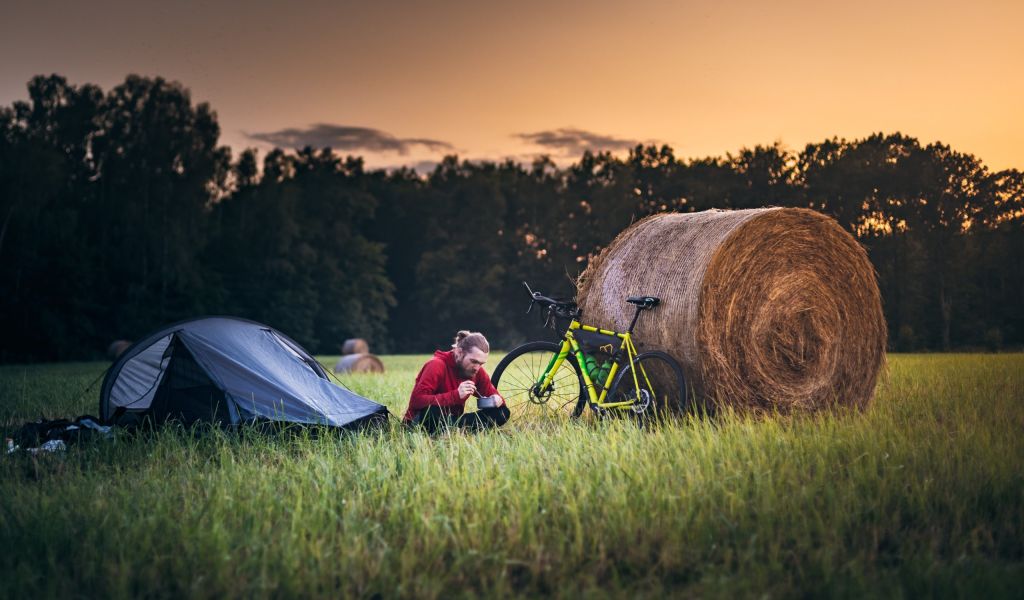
left=491, top=282, right=687, bottom=422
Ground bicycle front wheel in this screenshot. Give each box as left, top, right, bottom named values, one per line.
left=607, top=351, right=687, bottom=419
left=491, top=341, right=586, bottom=423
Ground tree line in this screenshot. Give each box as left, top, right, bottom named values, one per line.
left=2, top=75, right=1021, bottom=362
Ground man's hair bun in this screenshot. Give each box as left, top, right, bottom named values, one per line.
left=453, top=330, right=489, bottom=353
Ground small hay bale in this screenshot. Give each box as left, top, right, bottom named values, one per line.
left=341, top=338, right=370, bottom=355
left=333, top=353, right=385, bottom=374
left=107, top=340, right=132, bottom=360
left=578, top=208, right=886, bottom=414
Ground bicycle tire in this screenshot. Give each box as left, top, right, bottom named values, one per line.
left=606, top=351, right=687, bottom=419
left=492, top=341, right=587, bottom=421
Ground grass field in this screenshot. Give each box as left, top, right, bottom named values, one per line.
left=1, top=353, right=1022, bottom=598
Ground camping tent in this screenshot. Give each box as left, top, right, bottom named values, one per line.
left=99, top=317, right=389, bottom=429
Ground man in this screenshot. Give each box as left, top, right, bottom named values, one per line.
left=404, top=330, right=510, bottom=433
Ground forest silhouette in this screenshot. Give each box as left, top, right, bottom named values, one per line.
left=2, top=75, right=1021, bottom=362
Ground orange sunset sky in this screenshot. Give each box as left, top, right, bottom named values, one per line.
left=2, top=0, right=1021, bottom=171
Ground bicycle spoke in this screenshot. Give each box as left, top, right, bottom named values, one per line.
left=609, top=353, right=686, bottom=419
left=495, top=345, right=584, bottom=425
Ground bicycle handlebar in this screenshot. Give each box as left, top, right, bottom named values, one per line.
left=522, top=281, right=580, bottom=327
left=523, top=281, right=574, bottom=308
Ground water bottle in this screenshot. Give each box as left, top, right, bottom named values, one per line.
left=583, top=354, right=599, bottom=382
left=596, top=360, right=612, bottom=386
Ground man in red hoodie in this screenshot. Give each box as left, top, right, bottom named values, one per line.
left=404, top=330, right=509, bottom=433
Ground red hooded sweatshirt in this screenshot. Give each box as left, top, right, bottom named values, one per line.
left=403, top=350, right=500, bottom=422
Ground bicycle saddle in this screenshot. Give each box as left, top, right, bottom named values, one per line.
left=627, top=295, right=660, bottom=307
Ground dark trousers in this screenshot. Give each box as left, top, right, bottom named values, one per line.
left=411, top=405, right=510, bottom=434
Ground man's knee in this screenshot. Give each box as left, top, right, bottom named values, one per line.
left=413, top=406, right=449, bottom=433
left=485, top=405, right=510, bottom=427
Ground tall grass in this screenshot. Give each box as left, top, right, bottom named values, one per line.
left=1, top=354, right=1021, bottom=597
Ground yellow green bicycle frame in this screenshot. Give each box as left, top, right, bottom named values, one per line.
left=535, top=319, right=657, bottom=411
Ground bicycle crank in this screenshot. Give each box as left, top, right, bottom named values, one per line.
left=630, top=389, right=653, bottom=414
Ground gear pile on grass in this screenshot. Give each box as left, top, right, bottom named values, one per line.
left=578, top=208, right=887, bottom=415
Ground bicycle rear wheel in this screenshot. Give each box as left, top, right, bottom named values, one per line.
left=491, top=341, right=586, bottom=423
left=607, top=351, right=687, bottom=419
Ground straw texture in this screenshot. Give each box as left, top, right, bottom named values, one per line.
left=578, top=208, right=886, bottom=414
left=333, top=354, right=385, bottom=374
left=341, top=338, right=370, bottom=355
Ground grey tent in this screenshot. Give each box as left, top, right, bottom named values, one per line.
left=99, top=317, right=389, bottom=429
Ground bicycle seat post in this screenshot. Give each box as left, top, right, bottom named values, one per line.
left=627, top=303, right=645, bottom=333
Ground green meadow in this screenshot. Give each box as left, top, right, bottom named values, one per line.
left=1, top=354, right=1022, bottom=598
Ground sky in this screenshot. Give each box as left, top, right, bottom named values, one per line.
left=2, top=0, right=1022, bottom=171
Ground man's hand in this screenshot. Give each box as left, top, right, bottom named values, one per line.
left=458, top=380, right=477, bottom=401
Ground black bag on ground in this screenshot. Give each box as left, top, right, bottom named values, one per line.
left=9, top=415, right=112, bottom=449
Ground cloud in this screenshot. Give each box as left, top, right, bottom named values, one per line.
left=378, top=160, right=443, bottom=175
left=514, top=127, right=642, bottom=156
left=410, top=160, right=443, bottom=173
left=247, top=123, right=453, bottom=155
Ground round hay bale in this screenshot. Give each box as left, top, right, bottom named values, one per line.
left=578, top=208, right=886, bottom=414
left=341, top=338, right=370, bottom=355
left=107, top=340, right=132, bottom=360
left=333, top=353, right=385, bottom=374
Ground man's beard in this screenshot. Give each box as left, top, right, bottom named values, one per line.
left=457, top=362, right=475, bottom=379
